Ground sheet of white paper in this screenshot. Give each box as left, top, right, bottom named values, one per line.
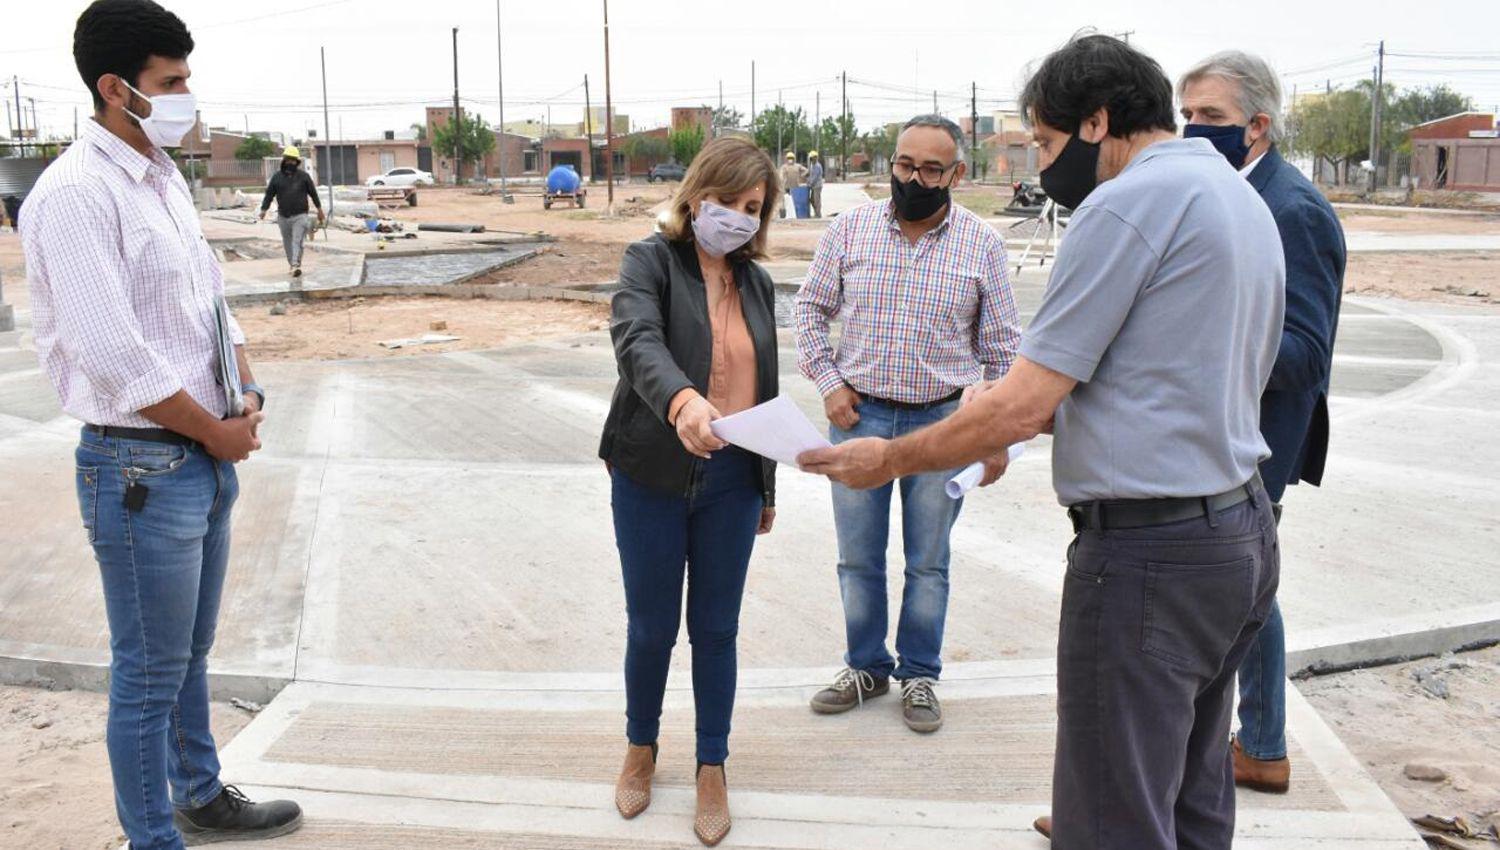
left=709, top=395, right=831, bottom=467
left=945, top=443, right=1027, bottom=499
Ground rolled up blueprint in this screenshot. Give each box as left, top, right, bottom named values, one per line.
left=945, top=443, right=1027, bottom=499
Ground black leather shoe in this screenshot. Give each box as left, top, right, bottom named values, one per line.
left=173, top=785, right=303, bottom=845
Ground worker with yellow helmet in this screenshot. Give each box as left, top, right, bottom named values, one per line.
left=257, top=145, right=324, bottom=277
left=807, top=150, right=825, bottom=218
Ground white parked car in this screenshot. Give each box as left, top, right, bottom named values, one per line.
left=366, top=167, right=434, bottom=187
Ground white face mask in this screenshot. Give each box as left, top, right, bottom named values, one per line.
left=690, top=199, right=760, bottom=257
left=121, top=79, right=197, bottom=149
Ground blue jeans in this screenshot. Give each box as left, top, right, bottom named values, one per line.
left=830, top=399, right=964, bottom=681
left=1236, top=598, right=1287, bottom=760
left=611, top=448, right=764, bottom=764
left=75, top=429, right=239, bottom=850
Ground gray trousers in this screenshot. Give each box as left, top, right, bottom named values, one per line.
left=1051, top=484, right=1279, bottom=850
left=809, top=183, right=822, bottom=217
left=277, top=213, right=311, bottom=267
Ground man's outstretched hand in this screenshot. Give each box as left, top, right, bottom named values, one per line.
left=798, top=437, right=895, bottom=490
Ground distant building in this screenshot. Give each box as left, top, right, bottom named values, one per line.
left=960, top=115, right=995, bottom=136
left=584, top=106, right=631, bottom=136
left=671, top=106, right=712, bottom=136
left=1409, top=111, right=1500, bottom=191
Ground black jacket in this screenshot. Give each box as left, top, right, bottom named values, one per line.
left=1248, top=146, right=1346, bottom=502
left=260, top=168, right=321, bottom=218
left=599, top=233, right=779, bottom=506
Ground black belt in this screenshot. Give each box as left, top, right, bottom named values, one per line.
left=857, top=389, right=963, bottom=412
left=1068, top=475, right=1263, bottom=533
left=85, top=424, right=197, bottom=447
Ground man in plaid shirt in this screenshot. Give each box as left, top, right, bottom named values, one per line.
left=794, top=114, right=1020, bottom=733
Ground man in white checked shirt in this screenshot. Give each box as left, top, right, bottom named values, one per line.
left=19, top=2, right=301, bottom=847
left=794, top=115, right=1021, bottom=733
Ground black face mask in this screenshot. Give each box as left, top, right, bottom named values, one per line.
left=1039, top=133, right=1101, bottom=211
left=890, top=173, right=950, bottom=222
left=281, top=161, right=297, bottom=174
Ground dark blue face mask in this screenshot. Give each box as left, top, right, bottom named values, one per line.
left=1184, top=123, right=1251, bottom=170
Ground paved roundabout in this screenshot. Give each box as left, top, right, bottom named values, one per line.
left=2, top=263, right=1495, bottom=848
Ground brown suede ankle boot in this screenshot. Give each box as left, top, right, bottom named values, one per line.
left=694, top=762, right=731, bottom=846
left=614, top=742, right=657, bottom=819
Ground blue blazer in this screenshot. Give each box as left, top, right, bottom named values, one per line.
left=1248, top=146, right=1346, bottom=502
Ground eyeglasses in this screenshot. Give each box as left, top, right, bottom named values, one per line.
left=890, top=158, right=958, bottom=185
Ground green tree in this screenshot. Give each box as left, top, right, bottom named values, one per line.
left=751, top=105, right=811, bottom=159
left=235, top=136, right=277, bottom=160
left=668, top=125, right=705, bottom=166
left=1387, top=84, right=1474, bottom=152
left=432, top=112, right=496, bottom=178
left=860, top=123, right=899, bottom=174
left=710, top=104, right=743, bottom=131
left=623, top=133, right=670, bottom=162
left=409, top=122, right=428, bottom=142
left=1287, top=89, right=1372, bottom=183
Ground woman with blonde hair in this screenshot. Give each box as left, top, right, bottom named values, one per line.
left=598, top=136, right=781, bottom=846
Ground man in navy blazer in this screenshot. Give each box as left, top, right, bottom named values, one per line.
left=1180, top=51, right=1346, bottom=793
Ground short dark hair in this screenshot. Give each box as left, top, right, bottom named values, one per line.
left=1019, top=32, right=1176, bottom=138
left=73, top=0, right=194, bottom=111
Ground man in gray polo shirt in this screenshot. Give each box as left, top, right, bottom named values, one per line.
left=800, top=34, right=1284, bottom=849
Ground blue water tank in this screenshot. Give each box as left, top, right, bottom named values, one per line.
left=546, top=165, right=581, bottom=194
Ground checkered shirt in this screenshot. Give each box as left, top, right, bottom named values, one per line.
left=794, top=199, right=1020, bottom=403
left=20, top=119, right=244, bottom=428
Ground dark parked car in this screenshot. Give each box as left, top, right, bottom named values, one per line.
left=648, top=162, right=686, bottom=182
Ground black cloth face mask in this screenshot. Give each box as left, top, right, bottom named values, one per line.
left=890, top=173, right=950, bottom=222
left=1039, top=132, right=1101, bottom=210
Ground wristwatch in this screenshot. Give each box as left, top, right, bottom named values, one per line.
left=241, top=382, right=266, bottom=410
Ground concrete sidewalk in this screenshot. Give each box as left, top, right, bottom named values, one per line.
left=6, top=265, right=1496, bottom=848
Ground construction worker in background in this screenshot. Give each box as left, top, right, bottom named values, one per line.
left=779, top=151, right=807, bottom=218
left=258, top=146, right=323, bottom=278
left=807, top=151, right=825, bottom=218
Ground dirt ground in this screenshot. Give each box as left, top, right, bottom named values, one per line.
left=1301, top=645, right=1500, bottom=843
left=236, top=296, right=608, bottom=362
left=470, top=239, right=624, bottom=287
left=1, top=684, right=253, bottom=850
left=1345, top=252, right=1499, bottom=305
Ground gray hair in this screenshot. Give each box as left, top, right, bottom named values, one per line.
left=901, top=114, right=967, bottom=163
left=1177, top=50, right=1284, bottom=143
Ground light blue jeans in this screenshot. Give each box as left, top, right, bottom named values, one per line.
left=829, top=399, right=964, bottom=681
left=76, top=429, right=238, bottom=850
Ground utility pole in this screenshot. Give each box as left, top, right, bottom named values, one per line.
left=73, top=106, right=78, bottom=142
left=13, top=77, right=24, bottom=158
left=840, top=71, right=847, bottom=180
left=603, top=0, right=615, bottom=211
left=320, top=46, right=333, bottom=231
left=1367, top=39, right=1385, bottom=193
left=970, top=81, right=978, bottom=175
left=751, top=61, right=756, bottom=133
left=814, top=90, right=820, bottom=152
left=584, top=74, right=594, bottom=181
left=451, top=26, right=462, bottom=185
left=932, top=89, right=938, bottom=113
left=717, top=79, right=723, bottom=131
left=495, top=0, right=511, bottom=200
left=29, top=99, right=38, bottom=145
left=777, top=90, right=783, bottom=157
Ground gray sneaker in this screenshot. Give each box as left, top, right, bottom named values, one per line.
left=810, top=667, right=889, bottom=714
left=901, top=677, right=942, bottom=733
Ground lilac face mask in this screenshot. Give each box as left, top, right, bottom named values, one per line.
left=690, top=200, right=760, bottom=257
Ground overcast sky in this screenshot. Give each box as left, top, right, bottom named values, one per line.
left=5, top=0, right=1499, bottom=143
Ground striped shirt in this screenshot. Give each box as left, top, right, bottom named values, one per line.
left=794, top=199, right=1020, bottom=403
left=20, top=119, right=244, bottom=428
